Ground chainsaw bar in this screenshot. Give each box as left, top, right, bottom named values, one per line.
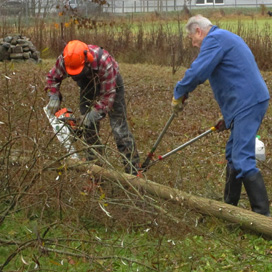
left=44, top=106, right=80, bottom=160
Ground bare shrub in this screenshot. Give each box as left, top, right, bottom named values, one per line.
left=0, top=60, right=200, bottom=270
left=2, top=13, right=272, bottom=71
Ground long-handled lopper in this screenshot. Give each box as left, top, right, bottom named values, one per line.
left=140, top=112, right=176, bottom=170
left=141, top=126, right=218, bottom=172
left=140, top=95, right=188, bottom=171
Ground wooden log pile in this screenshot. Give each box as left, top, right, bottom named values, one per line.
left=0, top=34, right=41, bottom=63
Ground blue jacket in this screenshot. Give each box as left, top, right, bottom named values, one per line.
left=174, top=25, right=270, bottom=128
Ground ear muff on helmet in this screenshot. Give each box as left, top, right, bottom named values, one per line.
left=83, top=50, right=94, bottom=64
left=63, top=40, right=94, bottom=76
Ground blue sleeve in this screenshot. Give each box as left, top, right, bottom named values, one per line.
left=174, top=36, right=224, bottom=99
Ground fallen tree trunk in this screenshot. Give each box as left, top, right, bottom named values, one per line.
left=88, top=164, right=272, bottom=238
left=2, top=154, right=272, bottom=237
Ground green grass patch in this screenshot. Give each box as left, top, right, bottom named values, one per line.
left=1, top=211, right=272, bottom=271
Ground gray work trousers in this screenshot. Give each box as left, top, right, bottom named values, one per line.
left=79, top=74, right=140, bottom=173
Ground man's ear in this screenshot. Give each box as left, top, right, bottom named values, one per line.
left=196, top=27, right=202, bottom=36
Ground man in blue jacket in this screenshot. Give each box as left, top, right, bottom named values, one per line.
left=172, top=15, right=270, bottom=216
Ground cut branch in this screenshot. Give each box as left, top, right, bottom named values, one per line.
left=88, top=164, right=272, bottom=238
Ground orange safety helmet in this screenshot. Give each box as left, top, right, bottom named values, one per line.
left=63, top=40, right=94, bottom=75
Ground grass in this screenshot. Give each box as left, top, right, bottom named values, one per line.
left=1, top=60, right=272, bottom=271
left=1, top=211, right=272, bottom=271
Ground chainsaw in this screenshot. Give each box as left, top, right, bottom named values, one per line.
left=43, top=106, right=82, bottom=160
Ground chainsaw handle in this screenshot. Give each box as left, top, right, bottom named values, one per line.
left=58, top=117, right=76, bottom=122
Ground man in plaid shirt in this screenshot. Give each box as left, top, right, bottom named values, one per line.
left=45, top=40, right=139, bottom=175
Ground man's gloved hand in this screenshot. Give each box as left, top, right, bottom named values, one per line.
left=46, top=95, right=60, bottom=116
left=81, top=110, right=106, bottom=127
left=171, top=96, right=187, bottom=113
left=215, top=116, right=227, bottom=132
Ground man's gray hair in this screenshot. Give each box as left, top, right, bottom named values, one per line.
left=185, top=15, right=213, bottom=34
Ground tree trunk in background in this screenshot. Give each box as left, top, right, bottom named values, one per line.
left=31, top=0, right=36, bottom=16
left=87, top=164, right=272, bottom=238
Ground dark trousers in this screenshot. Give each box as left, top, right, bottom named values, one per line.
left=79, top=74, right=140, bottom=171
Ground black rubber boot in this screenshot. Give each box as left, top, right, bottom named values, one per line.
left=243, top=171, right=270, bottom=216
left=224, top=164, right=243, bottom=206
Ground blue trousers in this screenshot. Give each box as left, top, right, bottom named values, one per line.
left=225, top=100, right=269, bottom=178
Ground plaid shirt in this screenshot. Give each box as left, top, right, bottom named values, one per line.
left=44, top=45, right=119, bottom=113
